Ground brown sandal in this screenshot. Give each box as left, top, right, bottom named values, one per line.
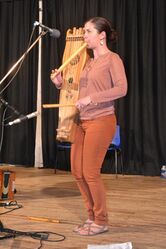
left=73, top=219, right=93, bottom=233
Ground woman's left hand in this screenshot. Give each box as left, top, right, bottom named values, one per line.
left=75, top=96, right=92, bottom=110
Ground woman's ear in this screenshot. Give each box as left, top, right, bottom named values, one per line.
left=100, top=31, right=106, bottom=40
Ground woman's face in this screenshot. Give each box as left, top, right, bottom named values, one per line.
left=83, top=21, right=103, bottom=49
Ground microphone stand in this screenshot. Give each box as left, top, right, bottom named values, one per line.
left=0, top=31, right=48, bottom=158
left=0, top=30, right=47, bottom=86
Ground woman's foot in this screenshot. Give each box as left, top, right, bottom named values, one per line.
left=76, top=222, right=108, bottom=236
left=73, top=219, right=93, bottom=233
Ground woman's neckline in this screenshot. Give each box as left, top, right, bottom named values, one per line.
left=92, top=50, right=111, bottom=60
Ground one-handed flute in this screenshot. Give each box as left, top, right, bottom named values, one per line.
left=50, top=42, right=87, bottom=80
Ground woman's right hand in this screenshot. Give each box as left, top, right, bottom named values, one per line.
left=50, top=69, right=63, bottom=88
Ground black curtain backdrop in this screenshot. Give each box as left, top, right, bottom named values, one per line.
left=0, top=0, right=39, bottom=165
left=0, top=0, right=166, bottom=176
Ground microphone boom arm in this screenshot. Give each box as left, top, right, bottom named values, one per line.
left=0, top=31, right=47, bottom=86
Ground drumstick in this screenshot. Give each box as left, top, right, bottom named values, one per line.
left=42, top=103, right=75, bottom=108
left=27, top=216, right=60, bottom=223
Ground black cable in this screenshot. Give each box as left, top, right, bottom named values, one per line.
left=0, top=107, right=7, bottom=154
left=0, top=200, right=23, bottom=215
left=31, top=231, right=65, bottom=242
left=0, top=221, right=66, bottom=249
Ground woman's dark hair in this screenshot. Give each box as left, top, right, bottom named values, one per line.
left=85, top=17, right=118, bottom=45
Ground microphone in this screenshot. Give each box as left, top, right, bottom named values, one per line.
left=0, top=96, right=21, bottom=115
left=6, top=111, right=39, bottom=126
left=34, top=21, right=61, bottom=38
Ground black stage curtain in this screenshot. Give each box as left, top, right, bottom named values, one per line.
left=0, top=0, right=166, bottom=176
left=0, top=0, right=39, bottom=166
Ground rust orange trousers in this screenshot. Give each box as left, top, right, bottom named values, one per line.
left=71, top=114, right=116, bottom=225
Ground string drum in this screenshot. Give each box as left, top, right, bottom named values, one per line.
left=46, top=27, right=88, bottom=142
left=57, top=28, right=88, bottom=142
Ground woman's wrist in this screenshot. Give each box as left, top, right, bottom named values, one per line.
left=55, top=81, right=63, bottom=89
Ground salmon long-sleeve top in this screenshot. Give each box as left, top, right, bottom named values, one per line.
left=79, top=51, right=128, bottom=120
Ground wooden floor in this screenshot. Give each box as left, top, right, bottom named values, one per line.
left=0, top=165, right=166, bottom=249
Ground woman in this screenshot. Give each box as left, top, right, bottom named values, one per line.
left=51, top=17, right=127, bottom=236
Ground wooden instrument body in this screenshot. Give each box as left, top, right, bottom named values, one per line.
left=56, top=28, right=88, bottom=142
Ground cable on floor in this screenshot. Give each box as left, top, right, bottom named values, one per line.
left=0, top=200, right=23, bottom=215
left=0, top=220, right=65, bottom=249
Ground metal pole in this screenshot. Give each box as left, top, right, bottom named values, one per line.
left=34, top=0, right=43, bottom=168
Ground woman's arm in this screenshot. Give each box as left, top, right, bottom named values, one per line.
left=50, top=69, right=63, bottom=89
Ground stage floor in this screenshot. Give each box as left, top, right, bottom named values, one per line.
left=0, top=165, right=166, bottom=249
